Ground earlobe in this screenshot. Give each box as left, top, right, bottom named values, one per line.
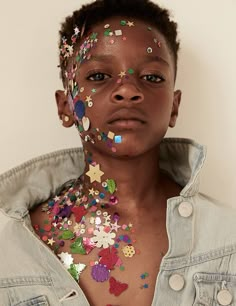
left=55, top=90, right=75, bottom=127
left=169, top=90, right=182, bottom=128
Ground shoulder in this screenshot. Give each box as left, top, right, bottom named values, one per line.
left=191, top=192, right=236, bottom=252
left=0, top=147, right=84, bottom=220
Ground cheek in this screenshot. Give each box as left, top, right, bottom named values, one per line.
left=148, top=89, right=173, bottom=113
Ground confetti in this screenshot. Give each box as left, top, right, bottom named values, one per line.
left=109, top=277, right=128, bottom=296
left=86, top=164, right=104, bottom=183
left=91, top=264, right=110, bottom=282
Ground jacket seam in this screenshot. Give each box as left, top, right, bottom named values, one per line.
left=0, top=147, right=83, bottom=183
left=161, top=243, right=236, bottom=270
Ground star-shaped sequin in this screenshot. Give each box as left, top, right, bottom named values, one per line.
left=85, top=95, right=92, bottom=103
left=118, top=71, right=126, bottom=78
left=47, top=238, right=55, bottom=246
left=127, top=21, right=135, bottom=27
left=86, top=164, right=104, bottom=183
left=110, top=221, right=121, bottom=232
left=74, top=26, right=80, bottom=35
left=89, top=188, right=95, bottom=196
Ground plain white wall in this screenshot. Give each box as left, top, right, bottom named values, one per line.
left=0, top=0, right=235, bottom=204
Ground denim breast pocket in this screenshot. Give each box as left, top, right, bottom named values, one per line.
left=193, top=272, right=236, bottom=306
left=12, top=295, right=49, bottom=306
left=0, top=276, right=53, bottom=306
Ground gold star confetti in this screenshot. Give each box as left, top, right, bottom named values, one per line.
left=89, top=188, right=95, bottom=196
left=86, top=164, right=104, bottom=183
left=127, top=21, right=135, bottom=27
left=47, top=238, right=55, bottom=246
left=118, top=71, right=126, bottom=78
left=85, top=95, right=92, bottom=103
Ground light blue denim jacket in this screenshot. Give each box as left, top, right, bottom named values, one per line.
left=1, top=138, right=236, bottom=306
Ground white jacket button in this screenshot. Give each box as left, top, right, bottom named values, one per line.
left=217, top=289, right=233, bottom=305
left=178, top=201, right=193, bottom=218
left=169, top=274, right=185, bottom=291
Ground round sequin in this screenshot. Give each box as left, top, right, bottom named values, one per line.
left=99, top=193, right=105, bottom=199
left=91, top=264, right=110, bottom=282
left=147, top=47, right=152, bottom=53
left=96, top=210, right=102, bottom=216
left=109, top=196, right=118, bottom=205
left=102, top=182, right=108, bottom=188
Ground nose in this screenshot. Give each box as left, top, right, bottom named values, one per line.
left=111, top=83, right=144, bottom=104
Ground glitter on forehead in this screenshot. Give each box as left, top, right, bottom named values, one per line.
left=127, top=21, right=135, bottom=27
left=115, top=30, right=122, bottom=36
left=75, top=32, right=99, bottom=65
left=104, top=29, right=112, bottom=36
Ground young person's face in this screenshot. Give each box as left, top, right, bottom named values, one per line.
left=57, top=17, right=181, bottom=157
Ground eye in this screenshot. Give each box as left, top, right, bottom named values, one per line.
left=86, top=72, right=110, bottom=81
left=142, top=74, right=164, bottom=83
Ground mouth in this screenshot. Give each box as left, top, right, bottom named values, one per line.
left=106, top=109, right=147, bottom=131
left=107, top=118, right=146, bottom=130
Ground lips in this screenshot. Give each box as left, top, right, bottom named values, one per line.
left=107, top=109, right=146, bottom=131
left=107, top=109, right=146, bottom=125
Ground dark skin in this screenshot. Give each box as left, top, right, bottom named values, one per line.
left=31, top=17, right=182, bottom=305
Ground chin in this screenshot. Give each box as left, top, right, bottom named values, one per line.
left=81, top=130, right=161, bottom=158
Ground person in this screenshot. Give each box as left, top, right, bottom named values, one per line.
left=0, top=0, right=236, bottom=305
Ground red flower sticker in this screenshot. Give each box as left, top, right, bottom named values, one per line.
left=98, top=246, right=119, bottom=270
left=71, top=206, right=87, bottom=223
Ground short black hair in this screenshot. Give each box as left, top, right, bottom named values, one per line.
left=59, top=0, right=180, bottom=82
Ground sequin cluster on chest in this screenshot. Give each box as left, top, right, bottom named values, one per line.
left=33, top=175, right=150, bottom=299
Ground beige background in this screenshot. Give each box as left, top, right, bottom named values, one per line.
left=0, top=0, right=235, bottom=204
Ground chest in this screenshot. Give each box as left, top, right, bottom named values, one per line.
left=57, top=221, right=167, bottom=306
left=30, top=201, right=168, bottom=306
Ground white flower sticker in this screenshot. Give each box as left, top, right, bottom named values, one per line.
left=92, top=226, right=116, bottom=248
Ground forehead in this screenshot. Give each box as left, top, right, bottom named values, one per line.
left=78, top=16, right=174, bottom=74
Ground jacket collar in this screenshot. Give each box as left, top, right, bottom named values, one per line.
left=0, top=138, right=206, bottom=219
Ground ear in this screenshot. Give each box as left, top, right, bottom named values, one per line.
left=55, top=90, right=75, bottom=128
left=169, top=90, right=182, bottom=128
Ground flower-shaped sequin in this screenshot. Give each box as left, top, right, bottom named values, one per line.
left=122, top=245, right=136, bottom=258
left=92, top=226, right=116, bottom=248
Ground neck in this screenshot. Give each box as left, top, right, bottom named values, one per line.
left=82, top=145, right=164, bottom=211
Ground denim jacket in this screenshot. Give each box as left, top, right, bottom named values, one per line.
left=1, top=138, right=236, bottom=306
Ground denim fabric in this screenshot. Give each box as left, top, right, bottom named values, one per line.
left=1, top=138, right=236, bottom=306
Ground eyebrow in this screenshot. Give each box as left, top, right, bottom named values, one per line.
left=83, top=54, right=169, bottom=66
left=142, top=55, right=170, bottom=66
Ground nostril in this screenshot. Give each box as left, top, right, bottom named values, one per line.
left=115, top=95, right=124, bottom=101
left=131, top=96, right=141, bottom=101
